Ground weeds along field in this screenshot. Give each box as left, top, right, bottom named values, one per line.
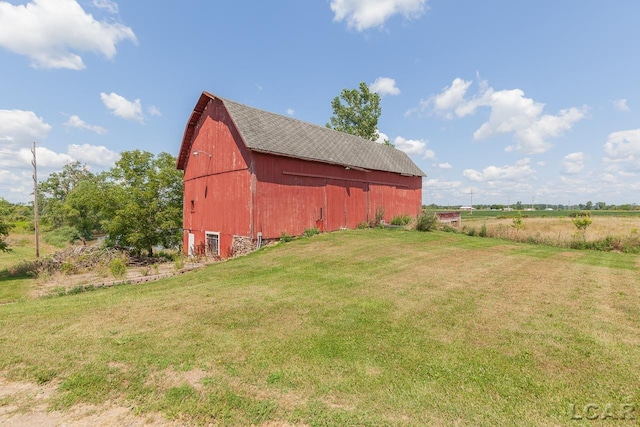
left=461, top=212, right=640, bottom=251
left=1, top=229, right=639, bottom=426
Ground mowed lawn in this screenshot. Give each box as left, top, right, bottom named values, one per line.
left=1, top=229, right=639, bottom=426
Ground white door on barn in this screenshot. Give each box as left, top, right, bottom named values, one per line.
left=188, top=233, right=195, bottom=257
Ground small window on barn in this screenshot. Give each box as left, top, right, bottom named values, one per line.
left=190, top=200, right=195, bottom=213
left=205, top=232, right=220, bottom=257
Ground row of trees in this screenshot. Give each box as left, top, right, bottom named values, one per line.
left=36, top=150, right=183, bottom=255
left=424, top=202, right=639, bottom=211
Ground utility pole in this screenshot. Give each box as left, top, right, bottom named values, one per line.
left=469, top=189, right=473, bottom=215
left=32, top=141, right=39, bottom=258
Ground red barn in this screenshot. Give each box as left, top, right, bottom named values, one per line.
left=176, top=92, right=425, bottom=258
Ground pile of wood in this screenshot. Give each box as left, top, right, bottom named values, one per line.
left=36, top=246, right=126, bottom=275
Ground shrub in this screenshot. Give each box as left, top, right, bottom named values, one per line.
left=511, top=211, right=525, bottom=232
left=370, top=206, right=385, bottom=228
left=61, top=260, right=77, bottom=275
left=479, top=223, right=488, bottom=237
left=8, top=260, right=39, bottom=277
left=415, top=211, right=438, bottom=232
left=280, top=231, right=293, bottom=243
left=390, top=215, right=412, bottom=226
left=357, top=221, right=370, bottom=229
left=109, top=256, right=127, bottom=279
left=42, top=226, right=82, bottom=248
left=303, top=227, right=320, bottom=237
left=173, top=255, right=186, bottom=271
left=441, top=225, right=458, bottom=233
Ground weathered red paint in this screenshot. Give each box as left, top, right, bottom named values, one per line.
left=179, top=96, right=423, bottom=258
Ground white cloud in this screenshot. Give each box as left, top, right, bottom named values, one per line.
left=68, top=143, right=120, bottom=167
left=418, top=78, right=587, bottom=154
left=0, top=109, right=51, bottom=149
left=561, top=152, right=585, bottom=174
left=375, top=131, right=389, bottom=145
left=147, top=105, right=162, bottom=117
left=92, top=0, right=118, bottom=14
left=100, top=92, right=144, bottom=122
left=438, top=162, right=452, bottom=169
left=370, top=77, right=400, bottom=96
left=393, top=136, right=433, bottom=159
left=463, top=158, right=535, bottom=183
left=23, top=146, right=74, bottom=168
left=427, top=77, right=474, bottom=118
left=613, top=98, right=630, bottom=112
left=286, top=108, right=295, bottom=116
left=423, top=178, right=461, bottom=190
left=603, top=129, right=640, bottom=171
left=330, top=0, right=427, bottom=31
left=0, top=0, right=136, bottom=70
left=64, top=114, right=107, bottom=134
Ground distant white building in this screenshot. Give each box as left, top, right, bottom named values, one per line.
left=460, top=206, right=475, bottom=211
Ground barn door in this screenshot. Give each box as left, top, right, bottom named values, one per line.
left=187, top=233, right=195, bottom=257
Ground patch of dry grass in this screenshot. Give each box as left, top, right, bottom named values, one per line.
left=466, top=216, right=640, bottom=249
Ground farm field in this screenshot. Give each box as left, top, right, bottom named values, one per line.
left=0, top=229, right=639, bottom=425
left=461, top=213, right=640, bottom=250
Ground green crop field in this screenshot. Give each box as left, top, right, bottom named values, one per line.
left=1, top=229, right=639, bottom=425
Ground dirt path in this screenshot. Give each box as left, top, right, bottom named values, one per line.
left=0, top=378, right=173, bottom=426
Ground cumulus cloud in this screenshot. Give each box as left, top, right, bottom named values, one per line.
left=561, top=152, right=585, bottom=174
left=438, top=162, right=452, bottom=169
left=330, top=0, right=427, bottom=31
left=64, top=115, right=107, bottom=134
left=463, top=158, right=535, bottom=183
left=603, top=129, right=640, bottom=171
left=416, top=77, right=587, bottom=154
left=286, top=108, right=295, bottom=116
left=0, top=0, right=136, bottom=70
left=370, top=77, right=400, bottom=96
left=24, top=146, right=75, bottom=168
left=393, top=136, right=433, bottom=159
left=612, top=98, right=630, bottom=112
left=68, top=143, right=120, bottom=166
left=427, top=78, right=474, bottom=118
left=0, top=109, right=51, bottom=149
left=100, top=92, right=144, bottom=122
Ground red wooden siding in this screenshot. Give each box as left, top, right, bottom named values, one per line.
left=252, top=152, right=422, bottom=239
left=182, top=98, right=252, bottom=258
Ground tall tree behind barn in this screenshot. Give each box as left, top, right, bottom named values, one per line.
left=176, top=92, right=425, bottom=258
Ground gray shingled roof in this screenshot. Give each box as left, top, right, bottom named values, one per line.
left=178, top=92, right=425, bottom=177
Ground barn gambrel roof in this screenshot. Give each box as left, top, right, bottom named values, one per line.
left=177, top=91, right=426, bottom=177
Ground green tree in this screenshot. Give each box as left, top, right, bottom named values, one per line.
left=572, top=211, right=592, bottom=240
left=62, top=178, right=105, bottom=242
left=326, top=82, right=382, bottom=141
left=39, top=161, right=95, bottom=229
left=0, top=218, right=13, bottom=252
left=102, top=151, right=183, bottom=256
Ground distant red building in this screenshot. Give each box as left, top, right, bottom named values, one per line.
left=176, top=92, right=425, bottom=258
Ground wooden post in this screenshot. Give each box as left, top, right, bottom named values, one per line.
left=31, top=141, right=39, bottom=258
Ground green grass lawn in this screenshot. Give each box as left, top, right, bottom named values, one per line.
left=1, top=229, right=639, bottom=425
left=0, top=237, right=42, bottom=304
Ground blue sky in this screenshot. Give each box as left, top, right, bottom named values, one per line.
left=1, top=0, right=639, bottom=206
